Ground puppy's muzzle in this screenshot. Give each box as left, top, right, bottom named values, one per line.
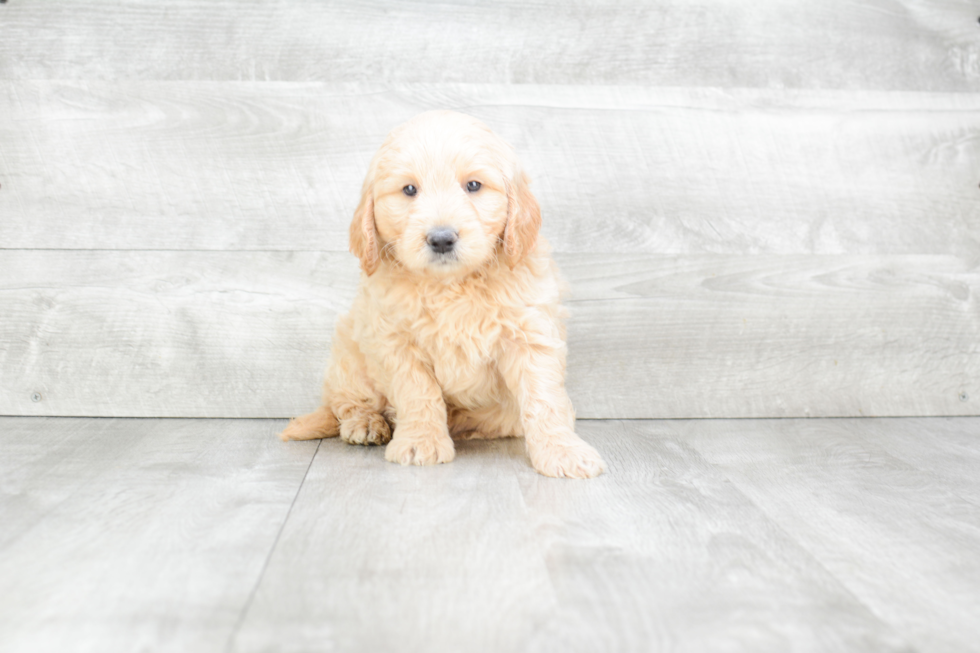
left=426, top=227, right=459, bottom=254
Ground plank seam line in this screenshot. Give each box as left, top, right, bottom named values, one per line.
left=710, top=464, right=918, bottom=642
left=3, top=414, right=980, bottom=420
left=0, top=247, right=353, bottom=253
left=224, top=437, right=322, bottom=652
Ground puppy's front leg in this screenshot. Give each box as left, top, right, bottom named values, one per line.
left=381, top=344, right=455, bottom=466
left=500, top=331, right=606, bottom=479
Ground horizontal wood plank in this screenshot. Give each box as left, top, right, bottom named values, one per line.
left=563, top=253, right=980, bottom=418
left=1, top=1, right=978, bottom=91
left=1, top=250, right=976, bottom=419
left=0, top=417, right=318, bottom=653
left=2, top=83, right=978, bottom=256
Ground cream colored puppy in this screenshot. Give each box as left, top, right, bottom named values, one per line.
left=279, top=111, right=605, bottom=479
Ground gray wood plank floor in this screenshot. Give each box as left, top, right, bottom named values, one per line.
left=2, top=416, right=978, bottom=653
left=0, top=418, right=318, bottom=653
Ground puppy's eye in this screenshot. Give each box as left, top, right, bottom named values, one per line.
left=466, top=180, right=482, bottom=192
left=403, top=185, right=417, bottom=196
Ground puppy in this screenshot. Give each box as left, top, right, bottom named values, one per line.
left=279, top=111, right=605, bottom=479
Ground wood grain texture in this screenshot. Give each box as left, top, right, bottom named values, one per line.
left=843, top=416, right=980, bottom=501
left=563, top=253, right=980, bottom=419
left=3, top=417, right=978, bottom=651
left=233, top=420, right=913, bottom=653
left=230, top=436, right=556, bottom=653
left=1, top=0, right=978, bottom=91
left=672, top=417, right=980, bottom=653
left=1, top=250, right=976, bottom=419
left=2, top=82, right=978, bottom=256
left=508, top=420, right=917, bottom=653
left=0, top=250, right=350, bottom=418
left=0, top=417, right=318, bottom=653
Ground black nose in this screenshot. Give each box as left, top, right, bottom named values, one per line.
left=426, top=227, right=458, bottom=254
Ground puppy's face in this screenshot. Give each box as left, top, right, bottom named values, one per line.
left=350, top=111, right=540, bottom=277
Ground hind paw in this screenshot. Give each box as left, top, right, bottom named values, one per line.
left=339, top=412, right=391, bottom=446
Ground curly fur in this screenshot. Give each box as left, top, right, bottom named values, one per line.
left=279, top=111, right=605, bottom=478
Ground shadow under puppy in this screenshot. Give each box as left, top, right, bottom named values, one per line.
left=280, top=110, right=605, bottom=478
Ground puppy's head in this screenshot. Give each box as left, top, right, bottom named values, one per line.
left=349, top=111, right=540, bottom=276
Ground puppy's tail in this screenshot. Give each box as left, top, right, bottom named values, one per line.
left=278, top=406, right=340, bottom=441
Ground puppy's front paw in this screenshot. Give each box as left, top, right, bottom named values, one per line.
left=385, top=429, right=456, bottom=466
left=340, top=412, right=391, bottom=446
left=529, top=438, right=606, bottom=479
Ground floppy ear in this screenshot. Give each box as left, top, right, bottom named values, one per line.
left=349, top=184, right=380, bottom=275
left=503, top=168, right=542, bottom=267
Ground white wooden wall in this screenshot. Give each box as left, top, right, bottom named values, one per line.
left=1, top=1, right=978, bottom=418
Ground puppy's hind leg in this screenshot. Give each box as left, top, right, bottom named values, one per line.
left=327, top=314, right=391, bottom=446
left=279, top=378, right=389, bottom=445
left=279, top=314, right=389, bottom=445
left=331, top=378, right=391, bottom=446
left=335, top=401, right=391, bottom=446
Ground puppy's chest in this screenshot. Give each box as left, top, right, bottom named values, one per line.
left=409, top=293, right=509, bottom=405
